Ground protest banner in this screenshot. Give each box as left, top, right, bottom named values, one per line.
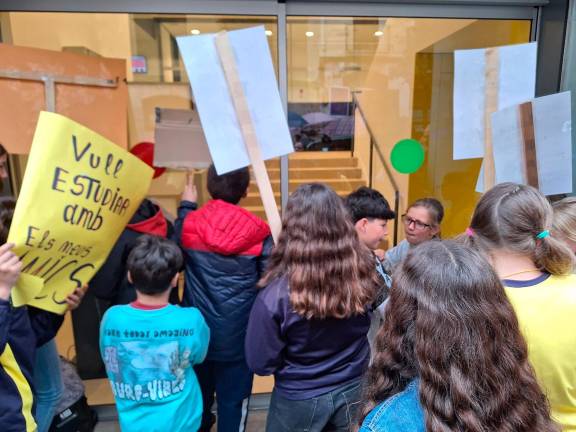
left=177, top=26, right=293, bottom=241
left=453, top=42, right=537, bottom=161
left=490, top=91, right=572, bottom=195
left=153, top=107, right=212, bottom=169
left=453, top=42, right=537, bottom=191
left=176, top=26, right=293, bottom=176
left=7, top=111, right=153, bottom=313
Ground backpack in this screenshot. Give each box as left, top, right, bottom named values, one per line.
left=49, top=357, right=98, bottom=432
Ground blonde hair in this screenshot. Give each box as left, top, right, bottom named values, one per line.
left=466, top=183, right=575, bottom=275
left=552, top=197, right=576, bottom=244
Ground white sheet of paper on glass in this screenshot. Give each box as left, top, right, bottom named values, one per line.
left=486, top=104, right=525, bottom=194
left=532, top=92, right=572, bottom=195
left=177, top=26, right=294, bottom=175
left=475, top=160, right=485, bottom=193
left=454, top=42, right=537, bottom=161
left=454, top=48, right=486, bottom=160
left=486, top=91, right=572, bottom=195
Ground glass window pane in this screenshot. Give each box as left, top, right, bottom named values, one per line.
left=287, top=17, right=531, bottom=241
left=561, top=3, right=576, bottom=194
left=1, top=10, right=278, bottom=397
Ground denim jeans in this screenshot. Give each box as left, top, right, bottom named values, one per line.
left=34, top=339, right=63, bottom=432
left=266, top=379, right=362, bottom=432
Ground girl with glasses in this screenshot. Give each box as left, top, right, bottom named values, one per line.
left=384, top=198, right=444, bottom=271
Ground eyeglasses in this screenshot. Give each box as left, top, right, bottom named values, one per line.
left=401, top=214, right=432, bottom=230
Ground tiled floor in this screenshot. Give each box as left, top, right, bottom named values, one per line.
left=93, top=394, right=270, bottom=432
left=94, top=410, right=268, bottom=432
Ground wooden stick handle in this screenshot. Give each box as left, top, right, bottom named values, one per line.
left=483, top=47, right=499, bottom=192
left=518, top=102, right=539, bottom=188
left=215, top=31, right=281, bottom=243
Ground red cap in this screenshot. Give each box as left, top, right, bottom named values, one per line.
left=130, top=142, right=166, bottom=179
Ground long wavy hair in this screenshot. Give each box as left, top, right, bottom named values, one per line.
left=465, top=182, right=574, bottom=275
left=358, top=240, right=558, bottom=432
left=259, top=183, right=378, bottom=319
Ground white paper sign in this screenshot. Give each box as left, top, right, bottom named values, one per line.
left=486, top=91, right=573, bottom=195
left=177, top=26, right=294, bottom=175
left=454, top=42, right=537, bottom=160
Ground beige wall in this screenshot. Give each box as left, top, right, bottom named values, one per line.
left=8, top=12, right=133, bottom=81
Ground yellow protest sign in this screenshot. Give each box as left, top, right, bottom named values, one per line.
left=7, top=111, right=153, bottom=313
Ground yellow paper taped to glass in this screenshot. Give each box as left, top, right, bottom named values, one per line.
left=7, top=111, right=154, bottom=314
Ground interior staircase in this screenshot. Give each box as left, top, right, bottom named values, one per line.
left=241, top=152, right=367, bottom=218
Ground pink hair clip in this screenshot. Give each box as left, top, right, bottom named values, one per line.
left=465, top=227, right=475, bottom=237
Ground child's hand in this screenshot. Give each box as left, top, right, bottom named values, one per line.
left=0, top=243, right=21, bottom=301
left=182, top=173, right=198, bottom=203
left=374, top=248, right=386, bottom=261
left=66, top=285, right=87, bottom=311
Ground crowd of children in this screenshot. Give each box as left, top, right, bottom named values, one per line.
left=1, top=156, right=575, bottom=431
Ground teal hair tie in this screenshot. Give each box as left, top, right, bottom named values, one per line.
left=536, top=230, right=550, bottom=239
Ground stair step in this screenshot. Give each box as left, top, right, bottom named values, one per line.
left=241, top=188, right=354, bottom=207
left=247, top=178, right=366, bottom=194
left=264, top=158, right=358, bottom=169
left=240, top=193, right=281, bottom=207
left=260, top=167, right=363, bottom=181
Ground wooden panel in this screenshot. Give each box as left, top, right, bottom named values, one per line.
left=0, top=43, right=128, bottom=154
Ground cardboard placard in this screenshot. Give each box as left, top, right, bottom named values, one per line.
left=153, top=108, right=212, bottom=169
left=7, top=112, right=153, bottom=313
left=454, top=42, right=537, bottom=162
left=176, top=26, right=294, bottom=175
left=490, top=92, right=572, bottom=195
left=214, top=31, right=282, bottom=242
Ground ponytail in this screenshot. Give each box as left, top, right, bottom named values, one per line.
left=467, top=183, right=575, bottom=276
left=535, top=235, right=575, bottom=275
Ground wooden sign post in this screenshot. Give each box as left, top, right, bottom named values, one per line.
left=518, top=102, right=539, bottom=188
left=483, top=47, right=499, bottom=192
left=215, top=31, right=282, bottom=243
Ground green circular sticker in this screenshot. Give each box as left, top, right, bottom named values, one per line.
left=390, top=139, right=425, bottom=174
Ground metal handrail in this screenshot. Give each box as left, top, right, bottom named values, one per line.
left=352, top=92, right=400, bottom=246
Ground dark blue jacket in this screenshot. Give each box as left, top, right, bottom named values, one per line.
left=245, top=277, right=371, bottom=400
left=177, top=199, right=272, bottom=362
left=0, top=301, right=63, bottom=432
left=90, top=199, right=176, bottom=305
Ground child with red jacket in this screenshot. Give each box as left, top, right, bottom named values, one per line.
left=176, top=165, right=272, bottom=432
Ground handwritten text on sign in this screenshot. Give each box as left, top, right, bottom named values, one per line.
left=8, top=112, right=153, bottom=313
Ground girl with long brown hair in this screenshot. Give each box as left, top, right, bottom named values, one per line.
left=464, top=182, right=576, bottom=430
left=246, top=183, right=378, bottom=431
left=359, top=240, right=558, bottom=432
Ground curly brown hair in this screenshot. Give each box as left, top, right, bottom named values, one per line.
left=358, top=240, right=558, bottom=431
left=259, top=183, right=378, bottom=319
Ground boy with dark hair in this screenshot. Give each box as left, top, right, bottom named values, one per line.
left=99, top=235, right=209, bottom=432
left=344, top=186, right=395, bottom=347
left=177, top=164, right=272, bottom=432
left=345, top=186, right=396, bottom=250
left=77, top=143, right=176, bottom=379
